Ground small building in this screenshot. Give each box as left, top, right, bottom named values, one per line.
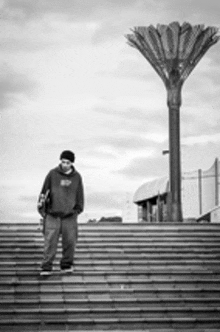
left=133, top=177, right=169, bottom=222
left=133, top=158, right=220, bottom=222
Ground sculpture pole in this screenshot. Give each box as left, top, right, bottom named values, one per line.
left=167, top=82, right=182, bottom=221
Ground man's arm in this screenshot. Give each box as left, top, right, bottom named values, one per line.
left=74, top=175, right=84, bottom=214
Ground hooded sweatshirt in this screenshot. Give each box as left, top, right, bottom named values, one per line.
left=39, top=165, right=84, bottom=218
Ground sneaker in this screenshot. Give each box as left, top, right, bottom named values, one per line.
left=40, top=270, right=52, bottom=276
left=61, top=266, right=74, bottom=273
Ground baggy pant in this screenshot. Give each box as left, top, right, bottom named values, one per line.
left=41, top=214, right=78, bottom=271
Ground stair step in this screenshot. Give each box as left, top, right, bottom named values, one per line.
left=2, top=231, right=220, bottom=236
left=1, top=316, right=220, bottom=331
left=1, top=254, right=220, bottom=260
left=1, top=308, right=220, bottom=321
left=1, top=257, right=220, bottom=263
left=1, top=289, right=220, bottom=297
left=1, top=277, right=220, bottom=285
left=2, top=248, right=220, bottom=254
left=2, top=296, right=220, bottom=305
left=0, top=269, right=218, bottom=278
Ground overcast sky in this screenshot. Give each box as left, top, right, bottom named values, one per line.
left=0, top=0, right=220, bottom=222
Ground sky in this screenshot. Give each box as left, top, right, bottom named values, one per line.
left=0, top=0, right=220, bottom=222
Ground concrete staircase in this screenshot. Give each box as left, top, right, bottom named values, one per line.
left=1, top=221, right=220, bottom=331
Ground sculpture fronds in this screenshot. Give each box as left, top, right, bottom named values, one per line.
left=126, top=22, right=219, bottom=88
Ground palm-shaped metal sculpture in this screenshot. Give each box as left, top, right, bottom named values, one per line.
left=126, top=21, right=219, bottom=222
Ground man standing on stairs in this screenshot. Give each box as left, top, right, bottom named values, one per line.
left=37, top=150, right=84, bottom=276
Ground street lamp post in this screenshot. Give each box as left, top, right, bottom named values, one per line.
left=126, top=22, right=219, bottom=222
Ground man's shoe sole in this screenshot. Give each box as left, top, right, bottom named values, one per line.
left=40, top=271, right=52, bottom=276
left=61, top=268, right=73, bottom=273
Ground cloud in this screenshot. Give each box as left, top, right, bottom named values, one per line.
left=20, top=195, right=38, bottom=203
left=181, top=108, right=220, bottom=138
left=0, top=17, right=98, bottom=53
left=0, top=185, right=38, bottom=222
left=181, top=70, right=220, bottom=138
left=1, top=0, right=169, bottom=47
left=0, top=64, right=37, bottom=110
left=183, top=133, right=220, bottom=146
left=3, top=0, right=220, bottom=51
left=113, top=57, right=160, bottom=82
left=2, top=0, right=95, bottom=21
left=100, top=135, right=156, bottom=152
left=94, top=106, right=168, bottom=137
left=116, top=154, right=169, bottom=180
left=163, top=0, right=220, bottom=25
left=2, top=0, right=157, bottom=23
left=181, top=141, right=220, bottom=172
left=86, top=190, right=124, bottom=210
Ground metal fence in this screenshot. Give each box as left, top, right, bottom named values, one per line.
left=182, top=158, right=219, bottom=219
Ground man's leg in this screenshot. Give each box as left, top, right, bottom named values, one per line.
left=60, top=214, right=78, bottom=270
left=41, top=215, right=61, bottom=271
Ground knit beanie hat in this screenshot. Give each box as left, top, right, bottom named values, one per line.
left=60, top=150, right=75, bottom=163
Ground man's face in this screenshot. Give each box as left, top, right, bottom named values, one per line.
left=60, top=159, right=72, bottom=172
